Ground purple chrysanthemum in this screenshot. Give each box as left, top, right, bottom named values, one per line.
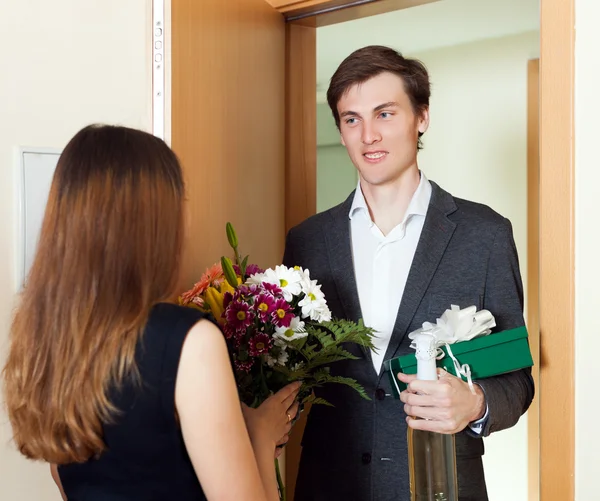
left=234, top=263, right=265, bottom=278
left=223, top=291, right=234, bottom=310
left=271, top=298, right=293, bottom=328
left=254, top=293, right=276, bottom=322
left=238, top=284, right=260, bottom=298
left=248, top=333, right=272, bottom=357
left=246, top=264, right=265, bottom=276
left=263, top=282, right=283, bottom=297
left=225, top=300, right=254, bottom=332
left=222, top=322, right=236, bottom=340
left=234, top=359, right=254, bottom=373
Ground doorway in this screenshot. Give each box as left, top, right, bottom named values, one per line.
left=167, top=0, right=575, bottom=500
left=310, top=4, right=538, bottom=500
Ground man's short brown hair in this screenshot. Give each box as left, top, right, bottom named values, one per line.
left=327, top=45, right=431, bottom=145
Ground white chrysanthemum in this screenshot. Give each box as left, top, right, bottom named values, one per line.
left=274, top=338, right=287, bottom=348
left=246, top=272, right=265, bottom=285
left=274, top=316, right=307, bottom=342
left=296, top=267, right=313, bottom=292
left=314, top=306, right=332, bottom=323
left=261, top=265, right=302, bottom=301
left=267, top=348, right=289, bottom=367
left=298, top=281, right=331, bottom=322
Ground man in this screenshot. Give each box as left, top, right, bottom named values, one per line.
left=283, top=45, right=534, bottom=501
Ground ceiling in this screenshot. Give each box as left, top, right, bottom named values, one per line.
left=316, top=0, right=540, bottom=97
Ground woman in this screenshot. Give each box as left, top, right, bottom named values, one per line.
left=2, top=124, right=298, bottom=500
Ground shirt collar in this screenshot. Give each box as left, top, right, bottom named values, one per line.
left=349, top=171, right=432, bottom=222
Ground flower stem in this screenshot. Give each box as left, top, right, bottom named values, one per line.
left=275, top=458, right=286, bottom=501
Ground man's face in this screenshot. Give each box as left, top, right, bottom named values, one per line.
left=337, top=71, right=429, bottom=188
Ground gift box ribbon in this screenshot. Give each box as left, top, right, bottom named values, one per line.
left=405, top=305, right=496, bottom=394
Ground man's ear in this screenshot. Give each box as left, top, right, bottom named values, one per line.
left=418, top=107, right=430, bottom=135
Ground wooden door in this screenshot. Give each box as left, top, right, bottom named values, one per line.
left=527, top=58, right=540, bottom=501
left=172, top=0, right=286, bottom=280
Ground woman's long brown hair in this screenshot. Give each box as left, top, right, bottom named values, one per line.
left=2, top=124, right=185, bottom=464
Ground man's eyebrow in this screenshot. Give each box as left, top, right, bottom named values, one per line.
left=340, top=110, right=360, bottom=118
left=340, top=102, right=399, bottom=118
left=373, top=101, right=399, bottom=112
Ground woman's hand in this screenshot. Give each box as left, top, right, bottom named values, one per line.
left=242, top=382, right=301, bottom=450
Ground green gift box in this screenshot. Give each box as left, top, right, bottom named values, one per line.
left=383, top=326, right=533, bottom=399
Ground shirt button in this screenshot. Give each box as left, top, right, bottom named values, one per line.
left=362, top=453, right=372, bottom=464
left=375, top=388, right=386, bottom=400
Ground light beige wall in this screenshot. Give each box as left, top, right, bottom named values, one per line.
left=0, top=1, right=152, bottom=499
left=316, top=103, right=358, bottom=212
left=316, top=145, right=357, bottom=212
left=574, top=1, right=600, bottom=499
left=416, top=31, right=539, bottom=501
left=317, top=30, right=539, bottom=500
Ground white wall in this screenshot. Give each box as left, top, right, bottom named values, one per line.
left=574, top=1, right=600, bottom=499
left=0, top=1, right=152, bottom=499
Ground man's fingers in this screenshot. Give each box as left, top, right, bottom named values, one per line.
left=404, top=404, right=451, bottom=422
left=400, top=392, right=434, bottom=407
left=397, top=372, right=417, bottom=384
left=408, top=378, right=455, bottom=397
left=406, top=415, right=460, bottom=434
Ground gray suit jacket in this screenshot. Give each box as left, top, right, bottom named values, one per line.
left=283, top=182, right=534, bottom=501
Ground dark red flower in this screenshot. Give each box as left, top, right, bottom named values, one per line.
left=271, top=298, right=293, bottom=328
left=225, top=300, right=254, bottom=332
left=254, top=293, right=276, bottom=322
left=263, top=282, right=283, bottom=297
left=234, top=360, right=254, bottom=373
left=249, top=333, right=272, bottom=357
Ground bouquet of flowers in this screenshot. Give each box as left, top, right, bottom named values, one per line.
left=179, top=223, right=375, bottom=500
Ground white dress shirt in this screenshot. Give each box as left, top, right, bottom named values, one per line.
left=349, top=172, right=488, bottom=432
left=349, top=173, right=431, bottom=374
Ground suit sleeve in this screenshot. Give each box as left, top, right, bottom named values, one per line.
left=469, top=217, right=535, bottom=437
left=282, top=228, right=296, bottom=268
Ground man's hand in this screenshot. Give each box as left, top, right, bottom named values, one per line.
left=398, top=369, right=486, bottom=434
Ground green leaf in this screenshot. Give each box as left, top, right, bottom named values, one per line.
left=308, top=319, right=377, bottom=351
left=311, top=373, right=371, bottom=401
left=305, top=346, right=359, bottom=368
left=289, top=336, right=308, bottom=350
left=241, top=255, right=249, bottom=278
left=302, top=394, right=334, bottom=407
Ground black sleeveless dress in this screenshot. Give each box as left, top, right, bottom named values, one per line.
left=58, top=303, right=214, bottom=500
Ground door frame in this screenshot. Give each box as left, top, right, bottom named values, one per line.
left=527, top=57, right=540, bottom=501
left=282, top=1, right=575, bottom=501
left=161, top=0, right=575, bottom=499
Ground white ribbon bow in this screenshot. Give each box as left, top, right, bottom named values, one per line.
left=408, top=305, right=496, bottom=393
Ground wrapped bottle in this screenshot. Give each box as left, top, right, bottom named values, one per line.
left=407, top=332, right=458, bottom=501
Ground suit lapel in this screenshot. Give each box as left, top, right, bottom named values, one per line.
left=378, top=183, right=457, bottom=380
left=322, top=194, right=373, bottom=364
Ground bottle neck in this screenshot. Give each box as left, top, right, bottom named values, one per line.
left=416, top=356, right=438, bottom=382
